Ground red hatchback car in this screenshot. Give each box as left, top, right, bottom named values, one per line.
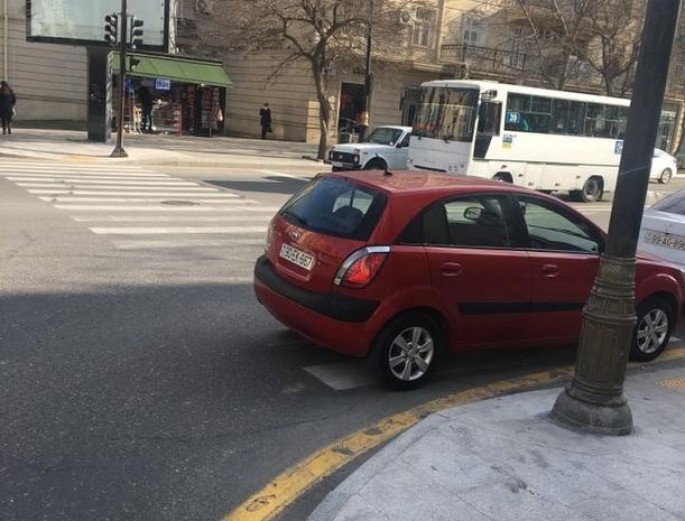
left=254, top=171, right=685, bottom=390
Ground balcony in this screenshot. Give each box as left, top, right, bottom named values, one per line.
left=440, top=43, right=541, bottom=77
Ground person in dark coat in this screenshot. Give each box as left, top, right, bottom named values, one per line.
left=0, top=81, right=17, bottom=135
left=138, top=86, right=154, bottom=132
left=259, top=102, right=272, bottom=139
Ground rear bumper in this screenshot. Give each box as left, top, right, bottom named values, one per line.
left=253, top=256, right=379, bottom=356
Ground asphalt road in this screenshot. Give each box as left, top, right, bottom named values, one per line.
left=1, top=160, right=683, bottom=521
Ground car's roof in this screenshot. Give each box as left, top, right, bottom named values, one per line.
left=327, top=169, right=530, bottom=195
left=373, top=125, right=412, bottom=132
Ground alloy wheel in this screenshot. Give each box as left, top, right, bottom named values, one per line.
left=636, top=308, right=669, bottom=354
left=387, top=326, right=435, bottom=382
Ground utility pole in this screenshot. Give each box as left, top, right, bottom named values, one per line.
left=111, top=0, right=129, bottom=158
left=551, top=0, right=681, bottom=435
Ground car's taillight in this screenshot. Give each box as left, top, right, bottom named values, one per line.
left=265, top=223, right=274, bottom=251
left=334, top=246, right=390, bottom=289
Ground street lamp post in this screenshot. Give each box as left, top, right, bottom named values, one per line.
left=550, top=0, right=681, bottom=435
left=360, top=0, right=373, bottom=140
left=111, top=0, right=129, bottom=158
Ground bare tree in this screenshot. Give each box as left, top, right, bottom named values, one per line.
left=211, top=0, right=410, bottom=159
left=510, top=0, right=643, bottom=95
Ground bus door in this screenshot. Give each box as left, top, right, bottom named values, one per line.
left=474, top=100, right=501, bottom=159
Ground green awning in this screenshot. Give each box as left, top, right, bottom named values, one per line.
left=112, top=53, right=233, bottom=88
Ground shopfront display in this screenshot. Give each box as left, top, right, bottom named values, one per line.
left=110, top=52, right=232, bottom=137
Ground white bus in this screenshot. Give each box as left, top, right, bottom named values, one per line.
left=407, top=80, right=635, bottom=202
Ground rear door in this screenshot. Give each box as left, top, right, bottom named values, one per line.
left=268, top=176, right=388, bottom=293
left=514, top=195, right=603, bottom=343
left=417, top=194, right=532, bottom=348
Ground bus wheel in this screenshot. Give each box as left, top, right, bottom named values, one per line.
left=573, top=177, right=603, bottom=203
left=493, top=172, right=512, bottom=183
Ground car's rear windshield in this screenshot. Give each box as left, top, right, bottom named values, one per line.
left=651, top=191, right=685, bottom=216
left=279, top=176, right=387, bottom=241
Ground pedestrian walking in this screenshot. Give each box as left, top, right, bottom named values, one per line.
left=0, top=81, right=17, bottom=135
left=259, top=102, right=272, bottom=140
left=138, top=86, right=154, bottom=132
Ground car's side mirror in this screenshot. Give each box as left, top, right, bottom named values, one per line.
left=463, top=207, right=482, bottom=221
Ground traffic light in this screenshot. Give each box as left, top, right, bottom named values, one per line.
left=129, top=56, right=140, bottom=71
left=130, top=18, right=144, bottom=49
left=104, top=14, right=118, bottom=45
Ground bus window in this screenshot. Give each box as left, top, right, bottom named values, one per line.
left=477, top=101, right=501, bottom=135
left=552, top=99, right=569, bottom=133
left=567, top=101, right=585, bottom=135
left=413, top=87, right=477, bottom=142
left=585, top=103, right=608, bottom=137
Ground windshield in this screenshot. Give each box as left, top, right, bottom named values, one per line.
left=412, top=87, right=478, bottom=142
left=365, top=127, right=404, bottom=146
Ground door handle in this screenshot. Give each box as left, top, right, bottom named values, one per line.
left=440, top=262, right=463, bottom=276
left=541, top=264, right=559, bottom=276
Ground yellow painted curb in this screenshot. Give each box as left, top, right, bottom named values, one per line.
left=222, top=347, right=685, bottom=521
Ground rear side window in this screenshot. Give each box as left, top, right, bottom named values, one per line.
left=279, top=176, right=387, bottom=240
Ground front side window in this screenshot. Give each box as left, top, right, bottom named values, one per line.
left=280, top=177, right=387, bottom=240
left=412, top=87, right=478, bottom=142
left=517, top=196, right=602, bottom=253
left=365, top=127, right=404, bottom=146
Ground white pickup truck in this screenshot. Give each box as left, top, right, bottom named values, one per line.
left=328, top=125, right=412, bottom=171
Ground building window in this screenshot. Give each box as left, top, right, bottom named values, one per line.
left=412, top=8, right=437, bottom=47
left=464, top=17, right=485, bottom=46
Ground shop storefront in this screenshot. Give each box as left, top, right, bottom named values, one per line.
left=111, top=52, right=233, bottom=137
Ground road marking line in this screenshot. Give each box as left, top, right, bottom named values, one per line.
left=3, top=171, right=169, bottom=178
left=71, top=215, right=273, bottom=223
left=89, top=225, right=268, bottom=235
left=14, top=180, right=197, bottom=186
left=39, top=196, right=242, bottom=203
left=304, top=362, right=373, bottom=391
left=21, top=184, right=212, bottom=192
left=53, top=205, right=281, bottom=212
left=258, top=169, right=309, bottom=180
left=222, top=347, right=685, bottom=521
left=112, top=239, right=265, bottom=250
left=28, top=189, right=222, bottom=196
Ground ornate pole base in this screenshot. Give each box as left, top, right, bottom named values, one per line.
left=550, top=254, right=636, bottom=436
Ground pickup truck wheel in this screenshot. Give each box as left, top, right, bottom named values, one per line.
left=364, top=158, right=387, bottom=171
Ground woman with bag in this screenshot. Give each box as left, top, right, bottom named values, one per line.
left=0, top=81, right=17, bottom=135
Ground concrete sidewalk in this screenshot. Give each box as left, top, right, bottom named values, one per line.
left=0, top=128, right=323, bottom=167
left=308, top=366, right=685, bottom=521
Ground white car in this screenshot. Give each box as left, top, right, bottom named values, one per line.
left=651, top=149, right=678, bottom=184
left=328, top=125, right=412, bottom=171
left=639, top=189, right=685, bottom=271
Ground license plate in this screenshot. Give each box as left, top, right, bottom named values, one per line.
left=332, top=161, right=345, bottom=168
left=279, top=243, right=315, bottom=270
left=643, top=230, right=685, bottom=251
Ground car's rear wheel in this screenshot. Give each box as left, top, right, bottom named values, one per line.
left=364, top=158, right=387, bottom=171
left=370, top=313, right=441, bottom=391
left=659, top=168, right=673, bottom=184
left=631, top=296, right=674, bottom=362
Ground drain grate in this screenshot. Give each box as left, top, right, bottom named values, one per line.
left=657, top=378, right=685, bottom=393
left=160, top=200, right=200, bottom=206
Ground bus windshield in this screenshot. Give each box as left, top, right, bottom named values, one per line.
left=412, top=87, right=478, bottom=142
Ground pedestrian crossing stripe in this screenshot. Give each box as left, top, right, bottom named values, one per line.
left=53, top=204, right=280, bottom=212
left=28, top=189, right=222, bottom=196
left=13, top=179, right=197, bottom=186
left=90, top=225, right=268, bottom=235
left=38, top=196, right=243, bottom=203
left=71, top=215, right=274, bottom=222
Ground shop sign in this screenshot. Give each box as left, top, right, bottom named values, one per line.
left=155, top=78, right=172, bottom=91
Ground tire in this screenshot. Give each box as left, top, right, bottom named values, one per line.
left=370, top=313, right=442, bottom=391
left=630, top=296, right=674, bottom=362
left=493, top=172, right=512, bottom=183
left=573, top=177, right=603, bottom=203
left=659, top=168, right=673, bottom=184
left=364, top=159, right=387, bottom=171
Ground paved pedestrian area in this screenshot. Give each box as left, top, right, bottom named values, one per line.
left=308, top=366, right=685, bottom=521
left=0, top=128, right=321, bottom=166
